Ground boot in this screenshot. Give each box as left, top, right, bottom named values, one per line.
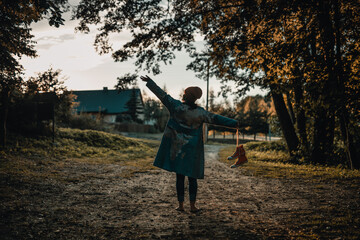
left=227, top=145, right=241, bottom=160
left=230, top=145, right=248, bottom=168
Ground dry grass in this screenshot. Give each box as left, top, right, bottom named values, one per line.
left=0, top=128, right=159, bottom=180
left=219, top=143, right=360, bottom=239
left=1, top=134, right=359, bottom=239
left=219, top=144, right=360, bottom=182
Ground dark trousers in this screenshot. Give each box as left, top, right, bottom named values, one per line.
left=176, top=173, right=197, bottom=202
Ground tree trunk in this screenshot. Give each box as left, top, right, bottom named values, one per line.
left=310, top=0, right=337, bottom=164
left=285, top=92, right=296, bottom=125
left=0, top=88, right=10, bottom=147
left=311, top=107, right=335, bottom=163
left=338, top=110, right=359, bottom=169
left=270, top=85, right=299, bottom=155
left=294, top=81, right=309, bottom=154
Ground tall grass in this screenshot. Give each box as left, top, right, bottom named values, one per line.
left=3, top=128, right=154, bottom=159
left=0, top=128, right=160, bottom=178
left=219, top=141, right=360, bottom=181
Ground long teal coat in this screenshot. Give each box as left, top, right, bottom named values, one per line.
left=146, top=80, right=237, bottom=179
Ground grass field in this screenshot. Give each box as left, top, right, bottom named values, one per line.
left=1, top=128, right=360, bottom=239
left=219, top=142, right=360, bottom=183
left=2, top=128, right=359, bottom=181
left=0, top=128, right=159, bottom=179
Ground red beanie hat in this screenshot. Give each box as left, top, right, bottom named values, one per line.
left=184, top=86, right=202, bottom=102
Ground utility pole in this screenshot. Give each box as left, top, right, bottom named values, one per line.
left=204, top=58, right=210, bottom=143
left=206, top=58, right=209, bottom=111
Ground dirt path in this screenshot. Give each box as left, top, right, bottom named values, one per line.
left=1, top=145, right=359, bottom=239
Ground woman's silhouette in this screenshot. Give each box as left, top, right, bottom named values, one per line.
left=141, top=75, right=239, bottom=212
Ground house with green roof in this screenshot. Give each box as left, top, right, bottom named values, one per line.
left=72, top=87, right=144, bottom=123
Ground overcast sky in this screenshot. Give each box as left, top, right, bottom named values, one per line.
left=19, top=4, right=266, bottom=106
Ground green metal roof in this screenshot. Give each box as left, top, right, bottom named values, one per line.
left=72, top=88, right=142, bottom=114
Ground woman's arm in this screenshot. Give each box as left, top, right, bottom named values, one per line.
left=140, top=75, right=179, bottom=113
left=204, top=111, right=238, bottom=129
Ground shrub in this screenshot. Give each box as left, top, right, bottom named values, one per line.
left=57, top=128, right=140, bottom=149
left=66, top=114, right=105, bottom=131
left=245, top=140, right=288, bottom=152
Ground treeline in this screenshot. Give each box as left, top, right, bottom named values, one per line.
left=206, top=92, right=277, bottom=139
left=1, top=68, right=78, bottom=137
left=73, top=0, right=360, bottom=168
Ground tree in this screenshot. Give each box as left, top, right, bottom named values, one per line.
left=0, top=0, right=69, bottom=146
left=208, top=88, right=217, bottom=112
left=143, top=98, right=160, bottom=123
left=143, top=97, right=170, bottom=131
left=24, top=68, right=67, bottom=95
left=73, top=0, right=360, bottom=168
left=235, top=95, right=271, bottom=140
left=7, top=68, right=74, bottom=135
left=247, top=109, right=268, bottom=140
left=114, top=73, right=143, bottom=123
left=115, top=73, right=137, bottom=91
left=126, top=88, right=144, bottom=123
left=24, top=68, right=74, bottom=124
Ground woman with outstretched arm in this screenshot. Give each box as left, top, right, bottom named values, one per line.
left=140, top=75, right=244, bottom=212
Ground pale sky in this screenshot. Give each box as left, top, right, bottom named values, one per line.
left=19, top=4, right=266, bottom=106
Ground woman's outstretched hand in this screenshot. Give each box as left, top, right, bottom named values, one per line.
left=140, top=75, right=152, bottom=82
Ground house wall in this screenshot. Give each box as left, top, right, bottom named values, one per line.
left=76, top=112, right=117, bottom=123
left=135, top=93, right=145, bottom=121
left=144, top=119, right=156, bottom=125
left=137, top=113, right=145, bottom=121
left=103, top=115, right=117, bottom=123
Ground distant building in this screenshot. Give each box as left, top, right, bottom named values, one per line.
left=72, top=87, right=144, bottom=123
